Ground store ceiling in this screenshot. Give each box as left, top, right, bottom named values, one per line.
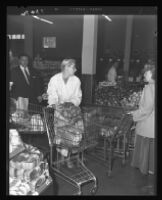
left=7, top=15, right=83, bottom=33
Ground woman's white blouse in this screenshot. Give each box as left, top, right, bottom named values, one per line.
left=47, top=72, right=82, bottom=106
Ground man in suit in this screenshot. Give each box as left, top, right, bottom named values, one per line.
left=10, top=54, right=44, bottom=106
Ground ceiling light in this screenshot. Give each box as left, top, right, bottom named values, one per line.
left=33, top=15, right=39, bottom=19
left=32, top=15, right=53, bottom=24
left=39, top=18, right=53, bottom=24
left=102, top=15, right=112, bottom=22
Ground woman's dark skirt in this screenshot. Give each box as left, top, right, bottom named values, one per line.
left=131, top=134, right=155, bottom=175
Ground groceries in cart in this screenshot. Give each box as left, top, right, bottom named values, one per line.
left=54, top=102, right=84, bottom=148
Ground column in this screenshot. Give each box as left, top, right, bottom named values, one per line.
left=81, top=15, right=98, bottom=104
left=123, top=15, right=133, bottom=81
left=24, top=16, right=33, bottom=60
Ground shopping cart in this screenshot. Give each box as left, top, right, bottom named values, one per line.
left=10, top=102, right=46, bottom=134
left=82, top=105, right=133, bottom=176
left=43, top=106, right=97, bottom=195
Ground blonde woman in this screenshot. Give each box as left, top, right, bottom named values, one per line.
left=47, top=59, right=82, bottom=107
left=47, top=59, right=82, bottom=168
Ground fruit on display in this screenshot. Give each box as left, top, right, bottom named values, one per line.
left=120, top=90, right=142, bottom=108
left=95, top=82, right=144, bottom=109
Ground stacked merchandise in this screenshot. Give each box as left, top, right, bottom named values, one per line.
left=54, top=103, right=84, bottom=147
left=95, top=82, right=144, bottom=110
left=9, top=129, right=52, bottom=195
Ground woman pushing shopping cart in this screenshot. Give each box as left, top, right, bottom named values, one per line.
left=43, top=59, right=97, bottom=195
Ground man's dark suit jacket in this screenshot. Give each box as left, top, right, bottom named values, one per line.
left=10, top=66, right=44, bottom=104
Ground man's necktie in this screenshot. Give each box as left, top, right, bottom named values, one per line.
left=23, top=67, right=30, bottom=85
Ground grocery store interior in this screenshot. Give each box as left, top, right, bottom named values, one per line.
left=8, top=7, right=157, bottom=196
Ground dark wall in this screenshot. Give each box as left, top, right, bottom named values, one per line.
left=7, top=16, right=24, bottom=56
left=102, top=15, right=127, bottom=57
left=97, top=15, right=157, bottom=59
left=96, top=15, right=157, bottom=81
left=7, top=15, right=156, bottom=66
left=7, top=15, right=83, bottom=61
left=131, top=15, right=157, bottom=60
left=33, top=15, right=83, bottom=60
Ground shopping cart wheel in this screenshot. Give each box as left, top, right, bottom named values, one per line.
left=90, top=186, right=98, bottom=195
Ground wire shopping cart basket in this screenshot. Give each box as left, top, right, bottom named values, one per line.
left=43, top=105, right=97, bottom=195
left=81, top=105, right=134, bottom=176
left=10, top=100, right=46, bottom=134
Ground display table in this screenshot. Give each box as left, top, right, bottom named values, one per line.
left=94, top=81, right=145, bottom=110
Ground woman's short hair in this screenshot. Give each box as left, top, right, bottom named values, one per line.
left=144, top=62, right=155, bottom=80
left=60, top=59, right=76, bottom=71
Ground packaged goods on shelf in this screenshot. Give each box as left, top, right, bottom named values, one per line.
left=9, top=162, right=51, bottom=195
left=9, top=130, right=52, bottom=196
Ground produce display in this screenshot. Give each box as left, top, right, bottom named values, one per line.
left=95, top=82, right=144, bottom=110
left=9, top=130, right=52, bottom=195
left=54, top=103, right=84, bottom=148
